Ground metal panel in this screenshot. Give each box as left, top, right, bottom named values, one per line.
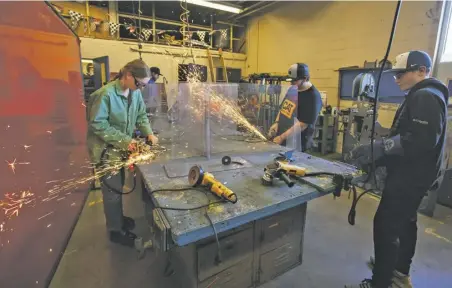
left=258, top=238, right=302, bottom=284
left=198, top=258, right=253, bottom=288
left=197, top=227, right=254, bottom=282
left=259, top=206, right=304, bottom=255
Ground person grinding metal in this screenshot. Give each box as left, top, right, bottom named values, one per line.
left=87, top=59, right=158, bottom=247
left=346, top=51, right=449, bottom=288
left=268, top=63, right=322, bottom=152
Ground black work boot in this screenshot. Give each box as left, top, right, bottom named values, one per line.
left=122, top=216, right=136, bottom=231
left=109, top=230, right=137, bottom=247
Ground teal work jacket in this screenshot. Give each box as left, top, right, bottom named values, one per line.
left=86, top=79, right=153, bottom=164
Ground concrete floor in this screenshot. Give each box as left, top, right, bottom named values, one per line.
left=50, top=182, right=452, bottom=288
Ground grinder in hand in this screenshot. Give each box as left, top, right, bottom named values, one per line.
left=188, top=165, right=238, bottom=203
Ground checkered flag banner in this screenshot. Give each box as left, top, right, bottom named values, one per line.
left=197, top=31, right=206, bottom=42
left=68, top=10, right=83, bottom=29
left=103, top=21, right=110, bottom=32
left=140, top=28, right=152, bottom=41
left=90, top=18, right=102, bottom=32
left=109, top=22, right=121, bottom=36
left=220, top=29, right=228, bottom=40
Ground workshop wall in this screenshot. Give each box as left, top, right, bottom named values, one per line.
left=79, top=38, right=247, bottom=84
left=246, top=1, right=440, bottom=105
left=246, top=0, right=441, bottom=152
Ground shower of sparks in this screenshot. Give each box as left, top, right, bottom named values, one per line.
left=23, top=145, right=32, bottom=150
left=0, top=190, right=35, bottom=219
left=182, top=72, right=267, bottom=141
left=47, top=148, right=160, bottom=196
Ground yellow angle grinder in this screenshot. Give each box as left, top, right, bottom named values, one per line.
left=188, top=165, right=238, bottom=203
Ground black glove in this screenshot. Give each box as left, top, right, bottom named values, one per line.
left=350, top=135, right=404, bottom=171
left=350, top=141, right=384, bottom=170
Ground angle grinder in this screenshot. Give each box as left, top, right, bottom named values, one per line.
left=188, top=165, right=238, bottom=203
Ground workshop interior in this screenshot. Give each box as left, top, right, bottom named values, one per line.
left=0, top=1, right=451, bottom=288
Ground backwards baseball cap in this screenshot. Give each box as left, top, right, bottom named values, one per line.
left=150, top=67, right=162, bottom=75
left=386, top=50, right=432, bottom=73
left=288, top=63, right=310, bottom=80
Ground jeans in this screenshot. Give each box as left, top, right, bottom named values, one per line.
left=372, top=176, right=427, bottom=287
left=100, top=168, right=125, bottom=232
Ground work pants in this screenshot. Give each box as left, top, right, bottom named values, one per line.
left=372, top=177, right=427, bottom=288
left=101, top=168, right=125, bottom=232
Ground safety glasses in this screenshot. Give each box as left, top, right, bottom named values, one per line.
left=134, top=76, right=147, bottom=89
left=393, top=66, right=422, bottom=80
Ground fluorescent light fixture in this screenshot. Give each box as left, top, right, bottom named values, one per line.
left=182, top=0, right=243, bottom=14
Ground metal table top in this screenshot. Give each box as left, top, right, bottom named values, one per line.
left=138, top=134, right=359, bottom=247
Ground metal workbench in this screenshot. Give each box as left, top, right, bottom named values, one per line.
left=137, top=121, right=358, bottom=287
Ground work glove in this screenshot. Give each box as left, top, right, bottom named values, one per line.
left=349, top=141, right=384, bottom=171
left=268, top=122, right=278, bottom=139
left=147, top=134, right=159, bottom=145
left=128, top=140, right=152, bottom=155
left=350, top=135, right=404, bottom=171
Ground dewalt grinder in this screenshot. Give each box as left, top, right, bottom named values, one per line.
left=262, top=161, right=307, bottom=187
left=262, top=154, right=353, bottom=198
left=188, top=165, right=238, bottom=203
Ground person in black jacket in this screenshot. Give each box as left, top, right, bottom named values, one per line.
left=346, top=51, right=449, bottom=288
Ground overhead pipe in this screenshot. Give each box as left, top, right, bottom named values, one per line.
left=228, top=1, right=278, bottom=21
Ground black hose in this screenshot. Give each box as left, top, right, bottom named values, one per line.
left=149, top=187, right=225, bottom=265
left=367, top=0, right=403, bottom=185
left=98, top=146, right=137, bottom=195
left=102, top=170, right=137, bottom=195
left=348, top=187, right=375, bottom=225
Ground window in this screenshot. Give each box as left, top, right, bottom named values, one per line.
left=441, top=7, right=452, bottom=62
left=118, top=16, right=154, bottom=42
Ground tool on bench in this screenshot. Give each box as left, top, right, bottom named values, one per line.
left=221, top=155, right=244, bottom=166
left=188, top=165, right=238, bottom=203
left=261, top=153, right=353, bottom=198
left=262, top=161, right=307, bottom=188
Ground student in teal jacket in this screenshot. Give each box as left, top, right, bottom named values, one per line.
left=87, top=59, right=158, bottom=247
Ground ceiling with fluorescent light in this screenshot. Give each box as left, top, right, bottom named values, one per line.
left=117, top=1, right=275, bottom=25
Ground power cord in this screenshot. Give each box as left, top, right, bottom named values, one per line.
left=149, top=186, right=225, bottom=264
left=98, top=147, right=138, bottom=195
left=348, top=186, right=374, bottom=225
left=367, top=0, right=402, bottom=186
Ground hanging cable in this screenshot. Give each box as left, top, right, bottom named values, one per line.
left=367, top=0, right=402, bottom=186
left=131, top=0, right=143, bottom=60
